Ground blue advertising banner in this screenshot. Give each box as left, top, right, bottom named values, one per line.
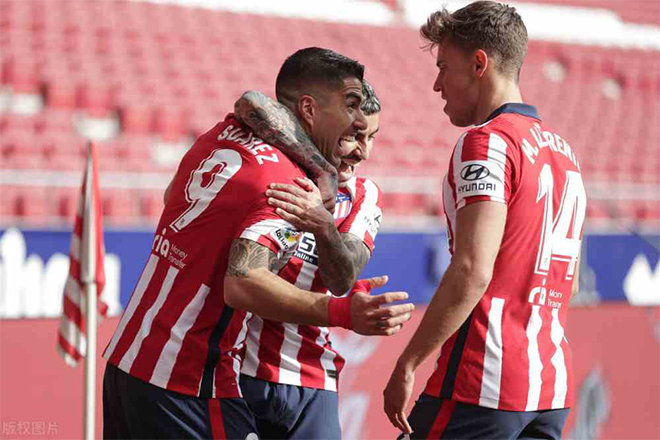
left=0, top=227, right=658, bottom=318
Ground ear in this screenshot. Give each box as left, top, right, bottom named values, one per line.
left=474, top=49, right=488, bottom=78
left=297, top=95, right=317, bottom=128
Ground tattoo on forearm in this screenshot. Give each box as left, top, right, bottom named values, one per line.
left=234, top=91, right=336, bottom=177
left=317, top=231, right=371, bottom=294
left=226, top=239, right=278, bottom=277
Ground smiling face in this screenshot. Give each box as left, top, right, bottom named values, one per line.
left=337, top=112, right=380, bottom=184
left=433, top=41, right=480, bottom=127
left=308, top=76, right=368, bottom=169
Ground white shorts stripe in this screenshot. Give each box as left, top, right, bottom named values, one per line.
left=550, top=308, right=568, bottom=408
left=119, top=265, right=179, bottom=370
left=103, top=254, right=159, bottom=360
left=479, top=297, right=505, bottom=407
left=150, top=283, right=211, bottom=389
left=525, top=305, right=544, bottom=411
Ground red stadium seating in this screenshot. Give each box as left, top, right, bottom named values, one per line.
left=0, top=0, right=658, bottom=225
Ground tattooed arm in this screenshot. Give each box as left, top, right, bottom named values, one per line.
left=234, top=90, right=338, bottom=210
left=224, top=238, right=330, bottom=326
left=316, top=229, right=372, bottom=295
left=266, top=178, right=371, bottom=295
left=223, top=238, right=412, bottom=334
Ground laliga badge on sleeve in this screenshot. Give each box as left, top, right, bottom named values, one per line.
left=269, top=227, right=303, bottom=252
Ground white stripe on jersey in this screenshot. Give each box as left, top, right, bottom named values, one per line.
left=317, top=326, right=338, bottom=392
left=230, top=312, right=252, bottom=398
left=239, top=218, right=294, bottom=242
left=550, top=308, right=568, bottom=408
left=345, top=179, right=380, bottom=239
left=104, top=254, right=159, bottom=359
left=150, top=283, right=211, bottom=388
left=442, top=174, right=457, bottom=254
left=295, top=258, right=316, bottom=291
left=241, top=316, right=263, bottom=378
left=525, top=305, right=544, bottom=411
left=343, top=176, right=358, bottom=200
left=279, top=323, right=304, bottom=386
left=487, top=133, right=508, bottom=203
left=119, top=265, right=179, bottom=370
left=452, top=133, right=468, bottom=210
left=479, top=297, right=505, bottom=407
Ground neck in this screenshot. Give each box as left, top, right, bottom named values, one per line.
left=474, top=77, right=523, bottom=126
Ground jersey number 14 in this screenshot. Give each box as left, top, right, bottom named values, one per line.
left=534, top=164, right=587, bottom=280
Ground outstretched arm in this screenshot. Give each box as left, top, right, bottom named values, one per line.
left=234, top=90, right=338, bottom=210
left=223, top=238, right=413, bottom=334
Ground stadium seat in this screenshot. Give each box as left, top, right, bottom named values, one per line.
left=0, top=0, right=657, bottom=224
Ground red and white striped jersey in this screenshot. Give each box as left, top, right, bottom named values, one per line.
left=425, top=104, right=586, bottom=411
left=241, top=177, right=383, bottom=391
left=103, top=114, right=307, bottom=398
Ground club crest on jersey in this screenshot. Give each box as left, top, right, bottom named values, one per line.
left=334, top=193, right=352, bottom=220
left=270, top=227, right=302, bottom=251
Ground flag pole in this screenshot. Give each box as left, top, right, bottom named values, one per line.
left=84, top=282, right=97, bottom=440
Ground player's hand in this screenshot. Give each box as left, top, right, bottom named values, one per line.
left=314, top=170, right=338, bottom=212
left=350, top=276, right=414, bottom=336
left=267, top=177, right=335, bottom=235
left=383, top=364, right=414, bottom=434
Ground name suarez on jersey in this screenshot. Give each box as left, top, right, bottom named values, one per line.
left=218, top=125, right=280, bottom=166
left=521, top=122, right=580, bottom=170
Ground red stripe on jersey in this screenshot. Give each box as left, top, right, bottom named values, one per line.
left=297, top=325, right=325, bottom=389
left=108, top=259, right=169, bottom=366
left=127, top=288, right=194, bottom=381
left=208, top=400, right=227, bottom=440
left=453, top=297, right=491, bottom=404
left=427, top=399, right=456, bottom=439
left=255, top=319, right=286, bottom=382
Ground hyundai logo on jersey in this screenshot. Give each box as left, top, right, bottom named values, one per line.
left=460, top=164, right=491, bottom=181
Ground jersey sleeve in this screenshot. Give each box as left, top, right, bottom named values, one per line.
left=452, top=126, right=519, bottom=210
left=235, top=160, right=304, bottom=260
left=338, top=178, right=383, bottom=253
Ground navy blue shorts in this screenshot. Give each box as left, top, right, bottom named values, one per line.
left=103, top=363, right=259, bottom=439
left=240, top=374, right=341, bottom=440
left=398, top=394, right=569, bottom=440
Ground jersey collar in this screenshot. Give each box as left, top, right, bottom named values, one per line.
left=485, top=103, right=540, bottom=123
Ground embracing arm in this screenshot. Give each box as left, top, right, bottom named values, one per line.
left=224, top=238, right=331, bottom=325
left=223, top=238, right=412, bottom=333
left=234, top=91, right=338, bottom=209
left=315, top=229, right=371, bottom=295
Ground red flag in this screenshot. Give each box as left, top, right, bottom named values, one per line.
left=57, top=142, right=108, bottom=367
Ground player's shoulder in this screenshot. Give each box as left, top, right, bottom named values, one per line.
left=349, top=176, right=382, bottom=202
left=465, top=115, right=520, bottom=142
left=195, top=114, right=304, bottom=178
